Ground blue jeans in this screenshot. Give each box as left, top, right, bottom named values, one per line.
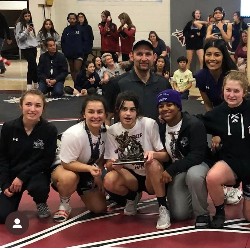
left=38, top=81, right=64, bottom=97
left=0, top=38, right=5, bottom=70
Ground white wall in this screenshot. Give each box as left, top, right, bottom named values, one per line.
left=29, top=0, right=171, bottom=48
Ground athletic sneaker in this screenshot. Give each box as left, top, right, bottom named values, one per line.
left=156, top=206, right=171, bottom=230
left=36, top=203, right=51, bottom=218
left=53, top=203, right=72, bottom=223
left=224, top=187, right=242, bottom=205
left=124, top=192, right=142, bottom=216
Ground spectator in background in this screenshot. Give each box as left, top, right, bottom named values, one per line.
left=148, top=31, right=170, bottom=73
left=183, top=10, right=207, bottom=69
left=231, top=11, right=248, bottom=60
left=172, top=56, right=193, bottom=99
left=37, top=19, right=60, bottom=54
left=206, top=7, right=232, bottom=43
left=92, top=56, right=103, bottom=77
left=64, top=60, right=101, bottom=96
left=38, top=37, right=68, bottom=97
left=0, top=12, right=12, bottom=74
left=235, top=30, right=248, bottom=73
left=99, top=53, right=125, bottom=84
left=118, top=12, right=136, bottom=61
left=61, top=13, right=85, bottom=82
left=77, top=12, right=94, bottom=64
left=154, top=56, right=169, bottom=80
left=15, top=8, right=38, bottom=90
left=98, top=10, right=119, bottom=62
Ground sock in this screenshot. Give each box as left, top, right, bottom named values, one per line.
left=105, top=191, right=127, bottom=206
left=157, top=196, right=168, bottom=209
left=60, top=195, right=71, bottom=210
left=215, top=204, right=225, bottom=216
left=124, top=190, right=137, bottom=201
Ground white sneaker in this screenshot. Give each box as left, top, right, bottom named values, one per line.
left=156, top=205, right=171, bottom=230
left=224, top=186, right=242, bottom=205
left=53, top=203, right=72, bottom=223
left=124, top=192, right=142, bottom=216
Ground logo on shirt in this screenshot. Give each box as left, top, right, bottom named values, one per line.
left=33, top=139, right=44, bottom=149
left=180, top=137, right=189, bottom=147
left=12, top=138, right=18, bottom=141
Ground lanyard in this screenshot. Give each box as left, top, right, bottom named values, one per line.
left=85, top=122, right=101, bottom=165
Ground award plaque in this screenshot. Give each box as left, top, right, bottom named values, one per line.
left=113, top=131, right=145, bottom=165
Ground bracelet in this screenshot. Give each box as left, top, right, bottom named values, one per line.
left=93, top=163, right=100, bottom=169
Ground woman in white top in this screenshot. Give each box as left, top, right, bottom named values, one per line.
left=104, top=91, right=170, bottom=230
left=15, top=9, right=38, bottom=90
left=51, top=95, right=107, bottom=222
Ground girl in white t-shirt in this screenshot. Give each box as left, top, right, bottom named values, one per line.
left=51, top=95, right=108, bottom=222
left=104, top=91, right=170, bottom=230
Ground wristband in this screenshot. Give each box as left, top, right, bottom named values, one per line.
left=93, top=163, right=100, bottom=169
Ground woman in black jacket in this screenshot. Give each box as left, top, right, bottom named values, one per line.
left=0, top=89, right=57, bottom=223
left=158, top=89, right=212, bottom=228
left=200, top=71, right=250, bottom=229
left=64, top=60, right=101, bottom=96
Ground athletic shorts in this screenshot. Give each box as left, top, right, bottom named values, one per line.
left=126, top=169, right=148, bottom=193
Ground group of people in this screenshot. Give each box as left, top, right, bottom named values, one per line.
left=0, top=35, right=250, bottom=233
left=183, top=7, right=248, bottom=72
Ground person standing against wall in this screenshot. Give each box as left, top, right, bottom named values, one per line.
left=183, top=10, right=207, bottom=69
left=0, top=12, right=12, bottom=74
left=98, top=10, right=119, bottom=63
left=77, top=12, right=94, bottom=65
left=117, top=12, right=136, bottom=61
left=231, top=11, right=248, bottom=61
left=61, top=13, right=85, bottom=83
left=15, top=9, right=38, bottom=90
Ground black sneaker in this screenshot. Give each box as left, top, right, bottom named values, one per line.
left=0, top=68, right=6, bottom=74
left=36, top=203, right=51, bottom=218
left=195, top=214, right=211, bottom=229
left=210, top=214, right=225, bottom=229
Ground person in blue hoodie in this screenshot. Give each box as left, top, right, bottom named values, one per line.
left=61, top=13, right=85, bottom=82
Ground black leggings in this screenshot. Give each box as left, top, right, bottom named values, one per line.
left=21, top=47, right=38, bottom=85
left=0, top=172, right=50, bottom=224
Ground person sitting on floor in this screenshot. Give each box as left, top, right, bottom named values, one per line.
left=51, top=94, right=107, bottom=222
left=104, top=91, right=170, bottom=230
left=38, top=37, right=68, bottom=97
left=0, top=89, right=57, bottom=223
left=172, top=56, right=193, bottom=100
left=64, top=60, right=101, bottom=96
left=157, top=89, right=213, bottom=228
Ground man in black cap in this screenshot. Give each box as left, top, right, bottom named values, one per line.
left=103, top=39, right=172, bottom=124
left=0, top=12, right=12, bottom=74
